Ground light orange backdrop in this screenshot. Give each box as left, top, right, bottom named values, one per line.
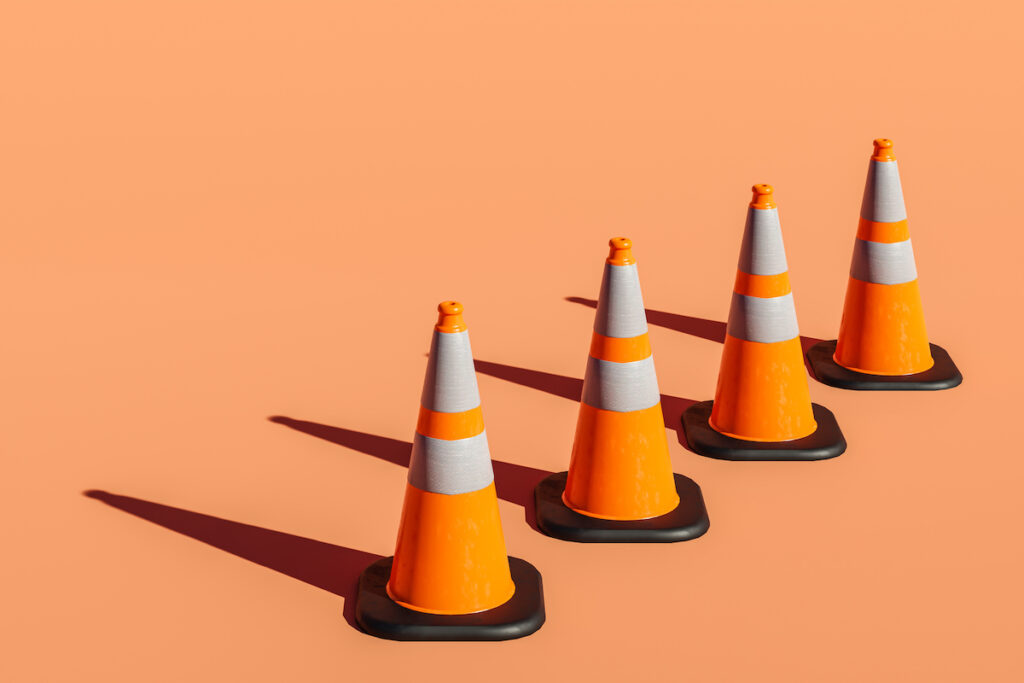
left=3, top=1, right=1022, bottom=681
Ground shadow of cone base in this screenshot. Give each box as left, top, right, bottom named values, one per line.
left=355, top=556, right=545, bottom=641
left=534, top=472, right=710, bottom=543
left=807, top=340, right=962, bottom=391
left=682, top=401, right=846, bottom=461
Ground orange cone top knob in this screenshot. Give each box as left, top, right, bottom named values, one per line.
left=750, top=184, right=777, bottom=209
left=872, top=138, right=896, bottom=161
left=606, top=237, right=636, bottom=265
left=435, top=300, right=467, bottom=333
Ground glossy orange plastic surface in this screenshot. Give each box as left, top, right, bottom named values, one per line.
left=387, top=482, right=515, bottom=615
left=856, top=218, right=910, bottom=243
left=588, top=331, right=652, bottom=363
left=710, top=335, right=817, bottom=441
left=749, top=184, right=777, bottom=209
left=606, top=237, right=636, bottom=265
left=835, top=278, right=934, bottom=375
left=415, top=405, right=485, bottom=440
left=871, top=138, right=896, bottom=161
left=733, top=270, right=792, bottom=298
left=564, top=403, right=679, bottom=520
left=435, top=300, right=467, bottom=333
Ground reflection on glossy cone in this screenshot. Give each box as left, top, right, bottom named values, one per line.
left=710, top=185, right=816, bottom=442
left=564, top=238, right=679, bottom=520
left=534, top=239, right=710, bottom=543
left=355, top=301, right=544, bottom=640
left=388, top=301, right=513, bottom=615
left=683, top=186, right=846, bottom=461
left=835, top=138, right=932, bottom=375
left=806, top=139, right=962, bottom=391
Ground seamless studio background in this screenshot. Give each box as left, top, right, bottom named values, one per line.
left=3, top=2, right=1022, bottom=681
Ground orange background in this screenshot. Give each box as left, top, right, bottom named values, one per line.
left=3, top=2, right=1022, bottom=681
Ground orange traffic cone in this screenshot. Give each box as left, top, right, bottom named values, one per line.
left=534, top=238, right=709, bottom=542
left=355, top=301, right=544, bottom=641
left=682, top=186, right=846, bottom=460
left=807, top=139, right=962, bottom=390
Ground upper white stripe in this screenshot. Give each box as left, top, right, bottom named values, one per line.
left=737, top=207, right=788, bottom=276
left=726, top=292, right=800, bottom=343
left=420, top=330, right=481, bottom=413
left=593, top=263, right=649, bottom=338
left=408, top=431, right=494, bottom=495
left=850, top=238, right=918, bottom=285
left=860, top=160, right=907, bottom=223
left=581, top=355, right=661, bottom=412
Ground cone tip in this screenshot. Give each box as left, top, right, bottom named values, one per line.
left=872, top=138, right=896, bottom=161
left=607, top=237, right=636, bottom=265
left=435, top=300, right=467, bottom=333
left=750, top=184, right=777, bottom=209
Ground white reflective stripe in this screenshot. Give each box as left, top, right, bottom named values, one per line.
left=726, top=292, right=800, bottom=343
left=860, top=160, right=907, bottom=223
left=737, top=207, right=788, bottom=275
left=581, top=355, right=661, bottom=412
left=850, top=238, right=918, bottom=285
left=420, top=330, right=481, bottom=413
left=408, top=430, right=494, bottom=495
left=593, top=263, right=649, bottom=338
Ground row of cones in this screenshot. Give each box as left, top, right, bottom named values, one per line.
left=354, top=139, right=961, bottom=641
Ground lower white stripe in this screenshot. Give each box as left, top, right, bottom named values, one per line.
left=726, top=292, right=799, bottom=343
left=581, top=355, right=661, bottom=412
left=408, top=431, right=494, bottom=495
left=850, top=238, right=918, bottom=285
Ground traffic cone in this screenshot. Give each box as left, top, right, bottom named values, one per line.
left=534, top=238, right=710, bottom=542
left=682, top=185, right=846, bottom=460
left=355, top=301, right=545, bottom=641
left=807, top=138, right=962, bottom=389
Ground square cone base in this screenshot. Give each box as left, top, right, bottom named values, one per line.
left=806, top=340, right=962, bottom=391
left=681, top=400, right=846, bottom=461
left=354, top=556, right=545, bottom=641
left=533, top=471, right=709, bottom=543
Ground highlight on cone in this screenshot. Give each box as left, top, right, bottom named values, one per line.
left=806, top=139, right=962, bottom=390
left=534, top=238, right=710, bottom=543
left=354, top=301, right=545, bottom=641
left=681, top=185, right=846, bottom=461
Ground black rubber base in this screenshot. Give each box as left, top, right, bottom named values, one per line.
left=681, top=400, right=846, bottom=461
left=806, top=340, right=962, bottom=391
left=354, top=556, right=545, bottom=641
left=533, top=471, right=709, bottom=543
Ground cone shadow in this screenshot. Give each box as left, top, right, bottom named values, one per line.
left=565, top=296, right=726, bottom=343
left=267, top=417, right=551, bottom=530
left=472, top=359, right=698, bottom=453
left=564, top=297, right=824, bottom=375
left=83, top=490, right=381, bottom=629
left=472, top=359, right=583, bottom=401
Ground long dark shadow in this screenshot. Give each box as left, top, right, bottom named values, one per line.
left=473, top=359, right=582, bottom=402
left=472, top=358, right=698, bottom=452
left=268, top=417, right=551, bottom=525
left=84, top=490, right=380, bottom=629
left=566, top=296, right=727, bottom=343
left=565, top=296, right=824, bottom=374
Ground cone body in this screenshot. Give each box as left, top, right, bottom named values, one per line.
left=835, top=142, right=933, bottom=375
left=710, top=189, right=817, bottom=442
left=387, top=304, right=515, bottom=615
left=564, top=240, right=679, bottom=521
